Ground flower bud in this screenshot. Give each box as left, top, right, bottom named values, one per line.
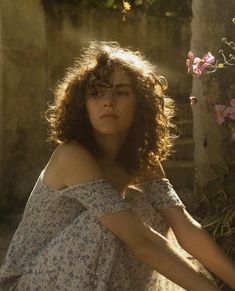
left=221, top=37, right=227, bottom=43
left=189, top=96, right=198, bottom=105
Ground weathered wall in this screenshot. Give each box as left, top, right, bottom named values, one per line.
left=0, top=0, right=3, bottom=192
left=44, top=6, right=192, bottom=98
left=0, top=0, right=192, bottom=212
left=0, top=0, right=49, bottom=211
left=191, top=0, right=235, bottom=192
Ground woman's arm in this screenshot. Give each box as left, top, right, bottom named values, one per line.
left=137, top=161, right=234, bottom=288
left=160, top=206, right=235, bottom=290
left=99, top=209, right=220, bottom=291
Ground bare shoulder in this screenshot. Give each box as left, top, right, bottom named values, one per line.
left=133, top=161, right=166, bottom=184
left=43, top=141, right=103, bottom=189
left=146, top=161, right=166, bottom=180
left=56, top=141, right=97, bottom=165
left=43, top=143, right=160, bottom=255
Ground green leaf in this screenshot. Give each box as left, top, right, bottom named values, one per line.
left=211, top=164, right=229, bottom=176
left=203, top=179, right=222, bottom=196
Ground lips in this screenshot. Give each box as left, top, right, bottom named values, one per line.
left=100, top=113, right=118, bottom=119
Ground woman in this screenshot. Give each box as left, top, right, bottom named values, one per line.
left=0, top=41, right=234, bottom=290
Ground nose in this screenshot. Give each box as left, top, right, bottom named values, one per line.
left=103, top=91, right=115, bottom=110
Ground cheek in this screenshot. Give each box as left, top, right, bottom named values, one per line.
left=124, top=101, right=137, bottom=125
left=130, top=98, right=137, bottom=117
left=85, top=100, right=97, bottom=121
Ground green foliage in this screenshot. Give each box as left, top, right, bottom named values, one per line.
left=197, top=164, right=235, bottom=259
left=143, top=0, right=192, bottom=18
left=195, top=164, right=235, bottom=290
left=41, top=0, right=192, bottom=19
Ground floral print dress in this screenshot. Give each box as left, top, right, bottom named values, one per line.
left=0, top=170, right=204, bottom=290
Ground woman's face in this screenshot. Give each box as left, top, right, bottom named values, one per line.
left=85, top=66, right=137, bottom=136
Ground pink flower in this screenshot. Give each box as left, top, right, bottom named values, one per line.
left=186, top=51, right=194, bottom=74
left=230, top=98, right=235, bottom=107
left=189, top=96, right=198, bottom=105
left=192, top=52, right=215, bottom=76
left=225, top=107, right=235, bottom=120
left=214, top=104, right=227, bottom=125
left=202, top=52, right=215, bottom=65
left=224, top=98, right=235, bottom=120
left=186, top=51, right=215, bottom=76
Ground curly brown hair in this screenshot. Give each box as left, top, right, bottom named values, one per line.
left=45, top=41, right=176, bottom=174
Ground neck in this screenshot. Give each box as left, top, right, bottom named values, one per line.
left=94, top=132, right=127, bottom=168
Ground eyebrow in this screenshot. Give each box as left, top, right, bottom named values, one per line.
left=115, top=83, right=133, bottom=89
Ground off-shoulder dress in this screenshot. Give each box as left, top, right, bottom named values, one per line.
left=0, top=170, right=206, bottom=290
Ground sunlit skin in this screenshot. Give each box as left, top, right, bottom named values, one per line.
left=85, top=66, right=137, bottom=167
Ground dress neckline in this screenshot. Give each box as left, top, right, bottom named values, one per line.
left=38, top=169, right=165, bottom=195
left=39, top=170, right=108, bottom=193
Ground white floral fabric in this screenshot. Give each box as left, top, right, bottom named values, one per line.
left=0, top=172, right=191, bottom=290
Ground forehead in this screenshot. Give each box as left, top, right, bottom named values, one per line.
left=111, top=66, right=132, bottom=85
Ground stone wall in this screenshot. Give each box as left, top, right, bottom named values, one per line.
left=0, top=0, right=3, bottom=193
left=0, top=0, right=192, bottom=212
left=0, top=0, right=49, bottom=211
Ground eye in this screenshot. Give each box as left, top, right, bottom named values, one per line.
left=117, top=90, right=129, bottom=96
left=89, top=91, right=103, bottom=98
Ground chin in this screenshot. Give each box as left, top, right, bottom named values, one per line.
left=99, top=130, right=122, bottom=135
left=95, top=127, right=128, bottom=136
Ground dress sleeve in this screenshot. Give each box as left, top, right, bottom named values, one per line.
left=137, top=178, right=185, bottom=210
left=59, top=179, right=132, bottom=217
